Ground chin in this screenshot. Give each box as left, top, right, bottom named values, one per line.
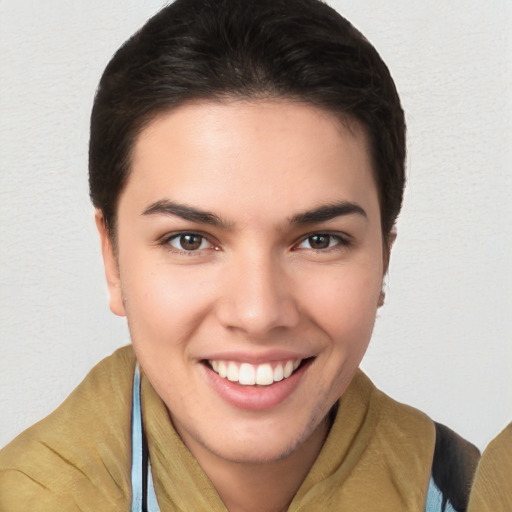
left=210, top=437, right=304, bottom=465
left=207, top=412, right=328, bottom=465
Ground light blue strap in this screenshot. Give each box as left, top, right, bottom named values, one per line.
left=131, top=364, right=144, bottom=512
left=147, top=458, right=160, bottom=511
left=424, top=476, right=457, bottom=512
left=131, top=363, right=161, bottom=512
left=137, top=363, right=452, bottom=512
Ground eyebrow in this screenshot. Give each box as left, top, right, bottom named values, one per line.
left=142, top=199, right=232, bottom=228
left=289, top=201, right=367, bottom=225
left=142, top=198, right=367, bottom=229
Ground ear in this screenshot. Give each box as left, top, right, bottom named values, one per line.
left=95, top=210, right=126, bottom=317
left=382, top=225, right=397, bottom=276
left=379, top=225, right=397, bottom=308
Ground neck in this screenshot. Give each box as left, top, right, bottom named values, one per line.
left=188, top=419, right=329, bottom=512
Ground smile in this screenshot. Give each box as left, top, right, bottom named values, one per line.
left=208, top=359, right=302, bottom=386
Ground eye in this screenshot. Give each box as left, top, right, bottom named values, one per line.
left=296, top=233, right=347, bottom=250
left=167, top=232, right=213, bottom=252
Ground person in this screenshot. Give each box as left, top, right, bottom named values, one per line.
left=0, top=0, right=480, bottom=510
left=467, top=423, right=512, bottom=512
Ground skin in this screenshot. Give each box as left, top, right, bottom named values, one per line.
left=97, top=100, right=389, bottom=512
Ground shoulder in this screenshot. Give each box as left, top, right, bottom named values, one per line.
left=354, top=372, right=480, bottom=512
left=360, top=371, right=436, bottom=449
left=0, top=345, right=136, bottom=512
left=467, top=423, right=512, bottom=512
left=477, top=422, right=512, bottom=470
left=328, top=371, right=437, bottom=508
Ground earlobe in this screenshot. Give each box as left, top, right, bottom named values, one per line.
left=377, top=290, right=386, bottom=308
left=94, top=211, right=126, bottom=317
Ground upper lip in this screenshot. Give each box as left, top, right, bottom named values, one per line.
left=200, top=349, right=315, bottom=364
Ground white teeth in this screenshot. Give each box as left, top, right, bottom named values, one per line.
left=283, top=361, right=294, bottom=378
left=239, top=364, right=256, bottom=385
left=256, top=364, right=274, bottom=386
left=208, top=359, right=303, bottom=386
left=218, top=361, right=227, bottom=378
left=227, top=362, right=238, bottom=382
left=273, top=364, right=284, bottom=382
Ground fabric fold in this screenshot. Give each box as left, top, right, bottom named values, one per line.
left=142, top=368, right=435, bottom=512
left=0, top=346, right=436, bottom=512
left=0, top=346, right=135, bottom=512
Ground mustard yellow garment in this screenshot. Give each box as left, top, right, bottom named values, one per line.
left=0, top=346, right=436, bottom=511
left=467, top=423, right=512, bottom=512
left=0, top=346, right=134, bottom=511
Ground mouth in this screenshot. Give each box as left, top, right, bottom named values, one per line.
left=204, top=358, right=313, bottom=386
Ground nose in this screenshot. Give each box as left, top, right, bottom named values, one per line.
left=215, top=251, right=300, bottom=338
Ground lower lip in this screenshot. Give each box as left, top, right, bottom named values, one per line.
left=203, top=360, right=311, bottom=411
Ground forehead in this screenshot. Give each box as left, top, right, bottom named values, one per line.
left=121, top=100, right=379, bottom=224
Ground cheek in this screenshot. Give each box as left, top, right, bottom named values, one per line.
left=119, top=256, right=220, bottom=345
left=301, top=262, right=382, bottom=404
left=301, top=261, right=382, bottom=343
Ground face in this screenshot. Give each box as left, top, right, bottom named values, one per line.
left=98, top=100, right=386, bottom=465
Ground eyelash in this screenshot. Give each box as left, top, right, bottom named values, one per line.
left=159, top=231, right=351, bottom=255
left=160, top=232, right=217, bottom=255
left=294, top=233, right=351, bottom=252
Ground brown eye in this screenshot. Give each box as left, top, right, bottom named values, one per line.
left=168, top=233, right=210, bottom=251
left=180, top=234, right=202, bottom=250
left=307, top=234, right=331, bottom=249
left=296, top=233, right=347, bottom=251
